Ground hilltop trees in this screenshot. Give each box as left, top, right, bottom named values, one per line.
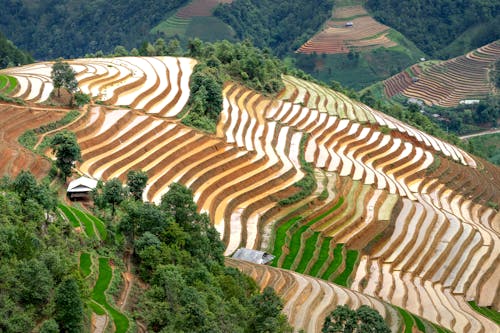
left=126, top=170, right=148, bottom=201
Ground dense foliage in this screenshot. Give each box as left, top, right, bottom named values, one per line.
left=0, top=31, right=32, bottom=68
left=50, top=130, right=81, bottom=182
left=214, top=0, right=334, bottom=56
left=0, top=0, right=189, bottom=59
left=366, top=0, right=500, bottom=57
left=322, top=305, right=391, bottom=333
left=0, top=172, right=83, bottom=333
left=182, top=39, right=286, bottom=132
left=116, top=183, right=292, bottom=332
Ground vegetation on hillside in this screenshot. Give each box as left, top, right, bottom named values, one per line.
left=0, top=0, right=189, bottom=59
left=214, top=0, right=334, bottom=56
left=322, top=305, right=391, bottom=333
left=0, top=31, right=32, bottom=69
left=366, top=0, right=500, bottom=58
left=113, top=182, right=292, bottom=332
left=0, top=172, right=83, bottom=333
left=181, top=39, right=286, bottom=132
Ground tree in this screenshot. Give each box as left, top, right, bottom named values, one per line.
left=126, top=170, right=148, bottom=201
left=50, top=130, right=81, bottom=182
left=40, top=319, right=59, bottom=333
left=249, top=287, right=293, bottom=333
left=54, top=278, right=84, bottom=333
left=322, top=305, right=390, bottom=333
left=12, top=170, right=37, bottom=202
left=103, top=178, right=126, bottom=216
left=51, top=59, right=78, bottom=97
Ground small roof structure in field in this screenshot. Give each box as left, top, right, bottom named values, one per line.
left=232, top=248, right=275, bottom=265
left=67, top=176, right=98, bottom=193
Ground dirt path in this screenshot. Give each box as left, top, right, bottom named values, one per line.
left=91, top=313, right=108, bottom=333
left=459, top=128, right=500, bottom=140
left=117, top=250, right=134, bottom=312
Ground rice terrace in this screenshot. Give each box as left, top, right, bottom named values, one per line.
left=0, top=43, right=499, bottom=333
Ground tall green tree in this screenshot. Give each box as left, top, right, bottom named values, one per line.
left=51, top=59, right=78, bottom=97
left=103, top=178, right=126, bottom=216
left=54, top=278, right=84, bottom=333
left=50, top=130, right=81, bottom=182
left=126, top=170, right=148, bottom=201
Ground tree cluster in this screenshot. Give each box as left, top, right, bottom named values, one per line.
left=214, top=0, right=334, bottom=56
left=112, top=182, right=292, bottom=333
left=0, top=0, right=189, bottom=59
left=366, top=0, right=500, bottom=58
left=0, top=31, right=32, bottom=69
left=50, top=130, right=81, bottom=182
left=0, top=171, right=83, bottom=333
left=322, top=305, right=391, bottom=333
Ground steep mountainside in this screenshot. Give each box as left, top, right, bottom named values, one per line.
left=366, top=0, right=500, bottom=58
left=0, top=0, right=188, bottom=59
left=0, top=31, right=33, bottom=68
left=1, top=56, right=499, bottom=332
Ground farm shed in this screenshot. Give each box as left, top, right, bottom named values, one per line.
left=232, top=248, right=275, bottom=265
left=67, top=176, right=97, bottom=200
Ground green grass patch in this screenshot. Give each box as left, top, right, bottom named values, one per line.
left=58, top=204, right=80, bottom=228
left=271, top=216, right=302, bottom=265
left=80, top=252, right=92, bottom=278
left=396, top=307, right=415, bottom=333
left=0, top=93, right=25, bottom=105
left=88, top=300, right=106, bottom=316
left=281, top=223, right=310, bottom=269
left=186, top=16, right=235, bottom=42
left=321, top=243, right=344, bottom=280
left=69, top=206, right=97, bottom=239
left=34, top=110, right=80, bottom=134
left=411, top=314, right=426, bottom=332
left=18, top=129, right=38, bottom=150
left=308, top=237, right=332, bottom=276
left=295, top=232, right=320, bottom=273
left=0, top=75, right=7, bottom=90
left=87, top=214, right=108, bottom=240
left=468, top=301, right=500, bottom=324
left=333, top=249, right=358, bottom=286
left=93, top=258, right=129, bottom=333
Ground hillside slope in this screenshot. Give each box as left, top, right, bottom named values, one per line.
left=382, top=40, right=500, bottom=107
left=1, top=56, right=499, bottom=333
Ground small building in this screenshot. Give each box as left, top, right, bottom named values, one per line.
left=67, top=176, right=97, bottom=200
left=232, top=248, right=275, bottom=265
left=459, top=99, right=480, bottom=105
left=345, top=21, right=354, bottom=27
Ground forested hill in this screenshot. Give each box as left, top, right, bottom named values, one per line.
left=0, top=0, right=189, bottom=59
left=0, top=32, right=32, bottom=68
left=366, top=0, right=500, bottom=58
left=213, top=0, right=334, bottom=56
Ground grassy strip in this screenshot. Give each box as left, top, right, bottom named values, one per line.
left=321, top=243, right=344, bottom=280
left=411, top=314, right=426, bottom=332
left=271, top=216, right=302, bottom=266
left=281, top=223, right=310, bottom=269
left=34, top=110, right=80, bottom=134
left=279, top=134, right=316, bottom=206
left=468, top=301, right=500, bottom=324
left=0, top=75, right=7, bottom=90
left=431, top=323, right=453, bottom=333
left=88, top=300, right=106, bottom=316
left=295, top=232, right=319, bottom=273
left=80, top=252, right=92, bottom=278
left=0, top=93, right=25, bottom=105
left=396, top=307, right=415, bottom=333
left=58, top=204, right=80, bottom=228
left=6, top=76, right=17, bottom=94
left=333, top=249, right=359, bottom=286
left=68, top=206, right=97, bottom=239
left=308, top=237, right=332, bottom=276
left=93, top=258, right=129, bottom=333
left=87, top=213, right=108, bottom=240
left=309, top=197, right=345, bottom=226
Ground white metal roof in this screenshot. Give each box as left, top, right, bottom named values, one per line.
left=67, top=176, right=98, bottom=193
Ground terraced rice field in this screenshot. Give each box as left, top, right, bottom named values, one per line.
left=2, top=57, right=499, bottom=333
left=383, top=40, right=500, bottom=107
left=0, top=103, right=67, bottom=179
left=296, top=6, right=396, bottom=54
